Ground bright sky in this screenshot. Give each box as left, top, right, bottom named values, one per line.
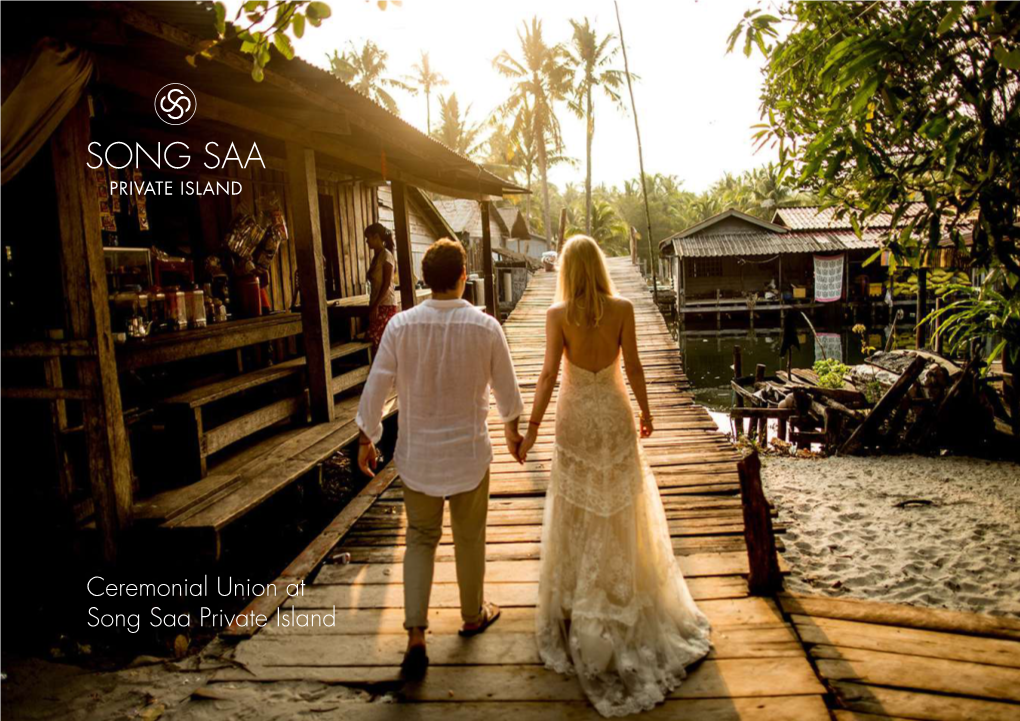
left=282, top=0, right=778, bottom=193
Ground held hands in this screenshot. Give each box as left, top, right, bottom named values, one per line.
left=518, top=427, right=538, bottom=462
left=639, top=412, right=654, bottom=438
left=504, top=420, right=524, bottom=464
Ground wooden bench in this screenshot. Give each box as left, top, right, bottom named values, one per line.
left=329, top=341, right=373, bottom=396
left=135, top=391, right=399, bottom=560
left=160, top=341, right=373, bottom=481
left=162, top=357, right=309, bottom=479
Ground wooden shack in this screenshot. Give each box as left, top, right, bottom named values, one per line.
left=497, top=205, right=550, bottom=261
left=658, top=206, right=970, bottom=331
left=0, top=2, right=523, bottom=563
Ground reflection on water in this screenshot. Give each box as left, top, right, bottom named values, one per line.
left=679, top=328, right=871, bottom=412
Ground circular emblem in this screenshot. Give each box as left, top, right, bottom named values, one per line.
left=154, top=83, right=197, bottom=125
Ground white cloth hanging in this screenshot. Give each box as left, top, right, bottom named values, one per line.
left=813, top=254, right=845, bottom=302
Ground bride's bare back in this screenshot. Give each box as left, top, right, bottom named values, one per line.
left=555, top=296, right=631, bottom=374
left=522, top=294, right=654, bottom=450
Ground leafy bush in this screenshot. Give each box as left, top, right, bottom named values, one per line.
left=814, top=359, right=851, bottom=389
left=925, top=273, right=1020, bottom=368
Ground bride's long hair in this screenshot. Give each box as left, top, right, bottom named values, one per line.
left=556, top=235, right=617, bottom=327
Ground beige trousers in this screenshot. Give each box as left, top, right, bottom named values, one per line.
left=402, top=471, right=490, bottom=630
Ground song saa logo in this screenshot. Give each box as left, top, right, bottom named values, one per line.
left=155, top=83, right=197, bottom=126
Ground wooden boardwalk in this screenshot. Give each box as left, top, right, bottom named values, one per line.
left=213, top=258, right=830, bottom=719
left=210, top=257, right=1020, bottom=720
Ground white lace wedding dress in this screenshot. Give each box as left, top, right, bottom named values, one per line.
left=536, top=356, right=712, bottom=717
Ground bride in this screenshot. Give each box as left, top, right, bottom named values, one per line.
left=518, top=236, right=712, bottom=717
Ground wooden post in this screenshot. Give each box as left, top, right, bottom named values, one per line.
left=557, top=207, right=568, bottom=253
left=916, top=266, right=928, bottom=349
left=480, top=201, right=496, bottom=316
left=391, top=181, right=417, bottom=311
left=754, top=363, right=767, bottom=442
left=629, top=226, right=638, bottom=265
left=51, top=100, right=134, bottom=564
left=737, top=451, right=783, bottom=595
left=716, top=289, right=722, bottom=330
left=733, top=345, right=743, bottom=408
left=286, top=142, right=334, bottom=423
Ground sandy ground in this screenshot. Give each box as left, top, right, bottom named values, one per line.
left=1, top=643, right=377, bottom=721
left=761, top=454, right=1020, bottom=617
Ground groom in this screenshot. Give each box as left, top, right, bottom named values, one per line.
left=356, top=239, right=525, bottom=676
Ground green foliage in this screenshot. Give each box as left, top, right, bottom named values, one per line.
left=431, top=94, right=484, bottom=159
left=327, top=40, right=412, bottom=115
left=404, top=51, right=447, bottom=134
left=814, top=358, right=851, bottom=389
left=493, top=18, right=573, bottom=242
left=195, top=1, right=333, bottom=82
left=924, top=270, right=1020, bottom=366
left=730, top=2, right=1020, bottom=291
left=562, top=17, right=628, bottom=235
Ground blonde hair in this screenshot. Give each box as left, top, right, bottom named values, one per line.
left=557, top=235, right=617, bottom=327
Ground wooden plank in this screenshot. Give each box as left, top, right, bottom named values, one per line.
left=259, top=598, right=785, bottom=637
left=811, top=646, right=1020, bottom=702
left=195, top=695, right=832, bottom=720
left=331, top=341, right=372, bottom=360
left=337, top=536, right=759, bottom=564
left=214, top=657, right=825, bottom=700
left=286, top=142, right=334, bottom=423
left=793, top=615, right=1020, bottom=668
left=350, top=183, right=366, bottom=296
left=778, top=593, right=1020, bottom=642
left=1, top=387, right=92, bottom=401
left=839, top=355, right=926, bottom=455
left=163, top=357, right=305, bottom=408
left=312, top=553, right=784, bottom=585
left=52, top=99, right=134, bottom=562
left=233, top=625, right=803, bottom=668
left=222, top=465, right=400, bottom=637
left=116, top=314, right=303, bottom=371
left=831, top=681, right=1020, bottom=721
left=1, top=340, right=93, bottom=358
left=331, top=366, right=370, bottom=395
left=336, top=185, right=354, bottom=297
left=202, top=395, right=305, bottom=457
left=285, top=576, right=749, bottom=609
left=134, top=472, right=243, bottom=524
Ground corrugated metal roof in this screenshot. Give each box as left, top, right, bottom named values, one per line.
left=433, top=199, right=481, bottom=234
left=668, top=230, right=884, bottom=259
left=772, top=204, right=924, bottom=231
left=433, top=199, right=504, bottom=242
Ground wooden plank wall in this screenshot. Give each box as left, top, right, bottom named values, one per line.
left=378, top=184, right=447, bottom=281
left=226, top=166, right=377, bottom=307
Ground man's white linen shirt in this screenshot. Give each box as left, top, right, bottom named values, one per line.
left=356, top=299, right=524, bottom=497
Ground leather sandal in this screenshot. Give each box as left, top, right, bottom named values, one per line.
left=459, top=601, right=501, bottom=637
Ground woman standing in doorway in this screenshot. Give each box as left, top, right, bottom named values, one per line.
left=365, top=222, right=400, bottom=352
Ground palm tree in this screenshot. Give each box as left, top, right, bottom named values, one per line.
left=327, top=40, right=410, bottom=115
left=405, top=51, right=447, bottom=134
left=431, top=94, right=484, bottom=158
left=563, top=18, right=626, bottom=235
left=567, top=197, right=628, bottom=255
left=493, top=18, right=571, bottom=244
